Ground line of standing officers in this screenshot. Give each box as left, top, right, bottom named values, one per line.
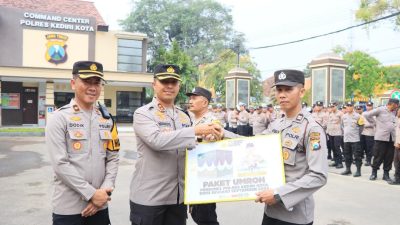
left=311, top=98, right=400, bottom=184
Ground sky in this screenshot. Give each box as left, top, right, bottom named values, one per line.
left=91, top=0, right=400, bottom=80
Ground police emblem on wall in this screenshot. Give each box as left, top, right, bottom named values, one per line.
left=45, top=34, right=68, bottom=64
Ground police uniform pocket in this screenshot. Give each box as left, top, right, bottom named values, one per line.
left=99, top=130, right=112, bottom=154
left=67, top=130, right=87, bottom=154
left=282, top=138, right=299, bottom=166
left=282, top=148, right=297, bottom=166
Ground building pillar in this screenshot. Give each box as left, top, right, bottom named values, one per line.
left=98, top=87, right=105, bottom=105
left=45, top=81, right=55, bottom=124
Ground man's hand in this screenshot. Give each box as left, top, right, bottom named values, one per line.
left=255, top=189, right=277, bottom=205
left=81, top=201, right=99, bottom=217
left=194, top=123, right=222, bottom=138
left=91, top=188, right=113, bottom=208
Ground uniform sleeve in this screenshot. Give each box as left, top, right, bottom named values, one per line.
left=101, top=118, right=120, bottom=189
left=133, top=109, right=196, bottom=151
left=277, top=124, right=328, bottom=210
left=46, top=112, right=96, bottom=201
left=363, top=108, right=380, bottom=123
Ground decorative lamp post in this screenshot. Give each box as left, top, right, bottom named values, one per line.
left=309, top=53, right=348, bottom=105
left=224, top=67, right=252, bottom=109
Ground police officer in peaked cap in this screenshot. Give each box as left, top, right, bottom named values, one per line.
left=130, top=64, right=224, bottom=225
left=257, top=69, right=328, bottom=225
left=46, top=61, right=120, bottom=225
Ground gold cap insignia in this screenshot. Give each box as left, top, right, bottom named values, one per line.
left=90, top=63, right=97, bottom=71
left=167, top=66, right=175, bottom=73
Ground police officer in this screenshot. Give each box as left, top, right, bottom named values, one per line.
left=46, top=61, right=120, bottom=225
left=237, top=102, right=250, bottom=136
left=186, top=87, right=221, bottom=225
left=364, top=98, right=399, bottom=181
left=212, top=103, right=227, bottom=129
left=361, top=102, right=375, bottom=166
left=252, top=106, right=270, bottom=135
left=130, top=64, right=223, bottom=225
left=256, top=69, right=328, bottom=225
left=341, top=101, right=364, bottom=177
left=389, top=109, right=400, bottom=185
left=312, top=101, right=328, bottom=130
left=267, top=104, right=276, bottom=122
left=327, top=102, right=344, bottom=169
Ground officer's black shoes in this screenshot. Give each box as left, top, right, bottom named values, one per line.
left=364, top=162, right=371, bottom=166
left=329, top=162, right=337, bottom=167
left=387, top=179, right=400, bottom=185
left=383, top=171, right=392, bottom=182
left=336, top=164, right=344, bottom=169
left=341, top=169, right=352, bottom=175
left=353, top=169, right=361, bottom=177
left=369, top=170, right=377, bottom=180
left=327, top=155, right=332, bottom=160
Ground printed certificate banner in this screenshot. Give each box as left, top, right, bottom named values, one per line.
left=184, top=134, right=285, bottom=204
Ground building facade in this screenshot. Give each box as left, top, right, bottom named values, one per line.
left=0, top=0, right=153, bottom=126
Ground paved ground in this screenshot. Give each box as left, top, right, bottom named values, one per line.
left=1, top=134, right=399, bottom=225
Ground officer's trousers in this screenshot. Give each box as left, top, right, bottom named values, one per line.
left=53, top=208, right=110, bottom=225
left=190, top=203, right=219, bottom=225
left=343, top=142, right=362, bottom=168
left=327, top=135, right=333, bottom=159
left=130, top=201, right=187, bottom=225
left=371, top=140, right=394, bottom=171
left=361, top=135, right=374, bottom=163
left=237, top=125, right=248, bottom=136
left=261, top=213, right=313, bottom=225
left=393, top=147, right=400, bottom=180
left=332, top=136, right=343, bottom=165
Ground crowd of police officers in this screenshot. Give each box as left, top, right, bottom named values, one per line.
left=214, top=98, right=400, bottom=185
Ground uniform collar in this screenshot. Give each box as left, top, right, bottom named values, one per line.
left=150, top=97, right=179, bottom=114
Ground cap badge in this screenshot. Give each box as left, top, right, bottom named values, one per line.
left=90, top=63, right=97, bottom=71
left=278, top=72, right=286, bottom=80
left=192, top=88, right=196, bottom=92
left=167, top=66, right=175, bottom=73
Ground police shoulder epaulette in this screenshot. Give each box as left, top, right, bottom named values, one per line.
left=56, top=105, right=70, bottom=111
left=177, top=108, right=193, bottom=125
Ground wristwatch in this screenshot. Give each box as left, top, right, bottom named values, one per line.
left=273, top=190, right=282, bottom=203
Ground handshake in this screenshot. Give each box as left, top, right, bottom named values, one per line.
left=194, top=122, right=224, bottom=141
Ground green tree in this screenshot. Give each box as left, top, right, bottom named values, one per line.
left=382, top=65, right=400, bottom=88
left=150, top=41, right=198, bottom=104
left=356, top=0, right=400, bottom=28
left=199, top=49, right=263, bottom=104
left=121, top=0, right=235, bottom=65
left=343, top=50, right=383, bottom=99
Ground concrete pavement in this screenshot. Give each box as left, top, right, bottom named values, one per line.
left=0, top=135, right=399, bottom=225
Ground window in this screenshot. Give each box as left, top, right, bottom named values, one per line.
left=237, top=79, right=249, bottom=106
left=331, top=68, right=344, bottom=103
left=116, top=91, right=142, bottom=123
left=226, top=80, right=235, bottom=109
left=117, top=39, right=143, bottom=72
left=312, top=68, right=327, bottom=104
